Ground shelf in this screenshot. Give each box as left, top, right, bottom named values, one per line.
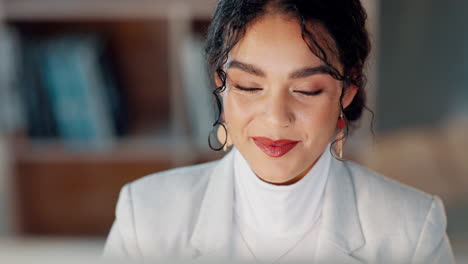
left=3, top=0, right=217, bottom=21
left=11, top=136, right=223, bottom=164
left=10, top=135, right=223, bottom=236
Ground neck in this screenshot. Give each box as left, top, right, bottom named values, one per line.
left=233, top=146, right=331, bottom=236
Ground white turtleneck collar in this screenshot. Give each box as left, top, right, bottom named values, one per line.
left=233, top=143, right=332, bottom=238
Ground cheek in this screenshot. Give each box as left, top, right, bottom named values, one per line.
left=223, top=93, right=256, bottom=129
left=297, top=97, right=339, bottom=133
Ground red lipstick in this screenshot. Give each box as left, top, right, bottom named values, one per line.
left=252, top=137, right=300, bottom=158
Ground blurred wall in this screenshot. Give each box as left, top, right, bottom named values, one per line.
left=378, top=0, right=468, bottom=131
left=346, top=0, right=380, bottom=153
left=0, top=137, right=11, bottom=236
left=374, top=0, right=468, bottom=254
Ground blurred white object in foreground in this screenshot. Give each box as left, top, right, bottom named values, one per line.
left=0, top=238, right=115, bottom=264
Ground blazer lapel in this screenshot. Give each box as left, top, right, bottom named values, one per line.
left=189, top=149, right=236, bottom=258
left=315, top=157, right=366, bottom=263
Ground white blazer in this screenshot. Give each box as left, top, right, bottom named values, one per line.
left=103, top=148, right=455, bottom=264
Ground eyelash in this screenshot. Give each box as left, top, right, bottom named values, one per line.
left=296, top=90, right=323, bottom=96
left=234, top=85, right=323, bottom=96
left=234, top=85, right=262, bottom=93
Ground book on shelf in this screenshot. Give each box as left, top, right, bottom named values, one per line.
left=0, top=26, right=24, bottom=135
left=19, top=35, right=58, bottom=139
left=18, top=33, right=127, bottom=150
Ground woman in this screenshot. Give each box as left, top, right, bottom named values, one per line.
left=104, top=0, right=455, bottom=263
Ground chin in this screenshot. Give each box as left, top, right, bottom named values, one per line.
left=255, top=161, right=304, bottom=183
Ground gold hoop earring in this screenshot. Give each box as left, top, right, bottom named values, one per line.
left=216, top=123, right=232, bottom=152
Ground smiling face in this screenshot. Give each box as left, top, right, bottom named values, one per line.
left=220, top=13, right=357, bottom=184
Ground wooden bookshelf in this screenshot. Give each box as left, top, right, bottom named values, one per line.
left=10, top=135, right=222, bottom=236
left=0, top=0, right=221, bottom=236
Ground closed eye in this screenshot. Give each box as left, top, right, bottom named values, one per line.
left=294, top=89, right=323, bottom=96
left=234, top=85, right=262, bottom=93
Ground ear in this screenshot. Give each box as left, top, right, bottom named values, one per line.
left=213, top=72, right=229, bottom=97
left=214, top=72, right=225, bottom=97
left=342, top=85, right=358, bottom=110
left=214, top=72, right=222, bottom=87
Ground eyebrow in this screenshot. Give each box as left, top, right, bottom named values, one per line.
left=226, top=60, right=333, bottom=79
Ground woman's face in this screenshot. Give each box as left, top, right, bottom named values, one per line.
left=221, top=13, right=357, bottom=184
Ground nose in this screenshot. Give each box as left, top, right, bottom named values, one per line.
left=263, top=92, right=293, bottom=128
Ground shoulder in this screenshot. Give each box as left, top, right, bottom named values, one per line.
left=113, top=158, right=222, bottom=221
left=122, top=159, right=219, bottom=206
left=343, top=160, right=443, bottom=218
left=344, top=160, right=435, bottom=204
left=106, top=158, right=223, bottom=258
left=343, top=160, right=448, bottom=251
left=114, top=159, right=221, bottom=238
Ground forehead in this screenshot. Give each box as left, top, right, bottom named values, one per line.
left=228, top=13, right=340, bottom=74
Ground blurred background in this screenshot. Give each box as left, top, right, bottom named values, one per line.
left=0, top=0, right=466, bottom=262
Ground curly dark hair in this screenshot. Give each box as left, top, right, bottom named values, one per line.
left=205, top=0, right=373, bottom=152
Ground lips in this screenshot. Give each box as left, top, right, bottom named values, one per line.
left=252, top=137, right=300, bottom=158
